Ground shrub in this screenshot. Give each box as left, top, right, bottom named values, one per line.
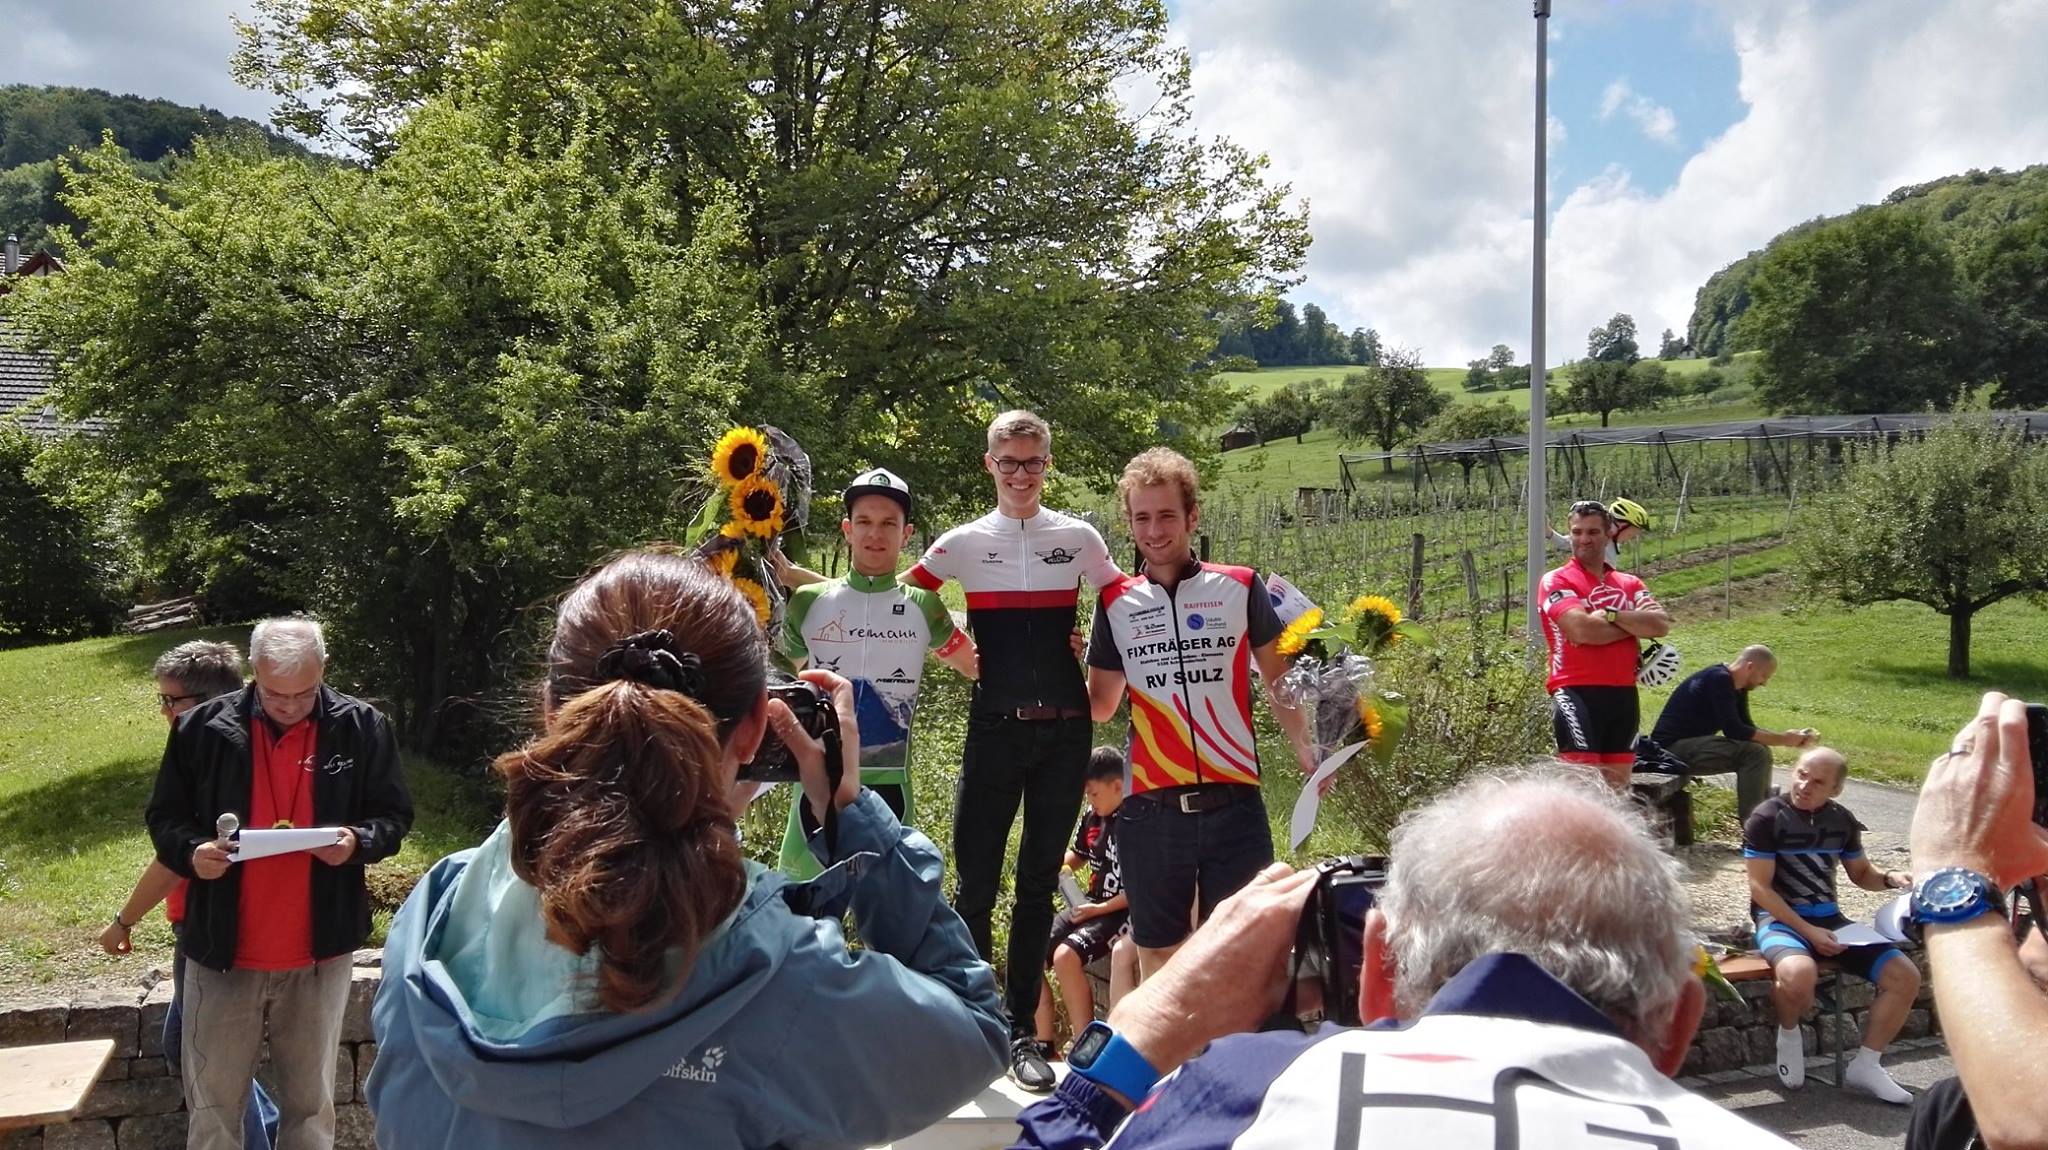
left=0, top=427, right=126, bottom=645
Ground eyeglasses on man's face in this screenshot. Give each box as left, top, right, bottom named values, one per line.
left=992, top=456, right=1050, bottom=475
left=158, top=692, right=203, bottom=710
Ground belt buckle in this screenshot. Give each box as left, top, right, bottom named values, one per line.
left=1178, top=791, right=1201, bottom=814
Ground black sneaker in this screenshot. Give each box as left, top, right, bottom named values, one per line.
left=1008, top=1035, right=1056, bottom=1094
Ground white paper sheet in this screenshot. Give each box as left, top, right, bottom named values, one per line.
left=1263, top=573, right=1320, bottom=626
left=1288, top=741, right=1369, bottom=851
left=228, top=827, right=345, bottom=862
left=1829, top=921, right=1893, bottom=948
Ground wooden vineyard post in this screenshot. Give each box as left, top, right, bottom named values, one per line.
left=1408, top=533, right=1426, bottom=619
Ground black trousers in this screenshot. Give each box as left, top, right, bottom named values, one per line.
left=952, top=711, right=1092, bottom=1032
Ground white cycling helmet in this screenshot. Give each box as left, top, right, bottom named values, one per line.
left=1637, top=640, right=1682, bottom=688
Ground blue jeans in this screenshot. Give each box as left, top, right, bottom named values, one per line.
left=168, top=929, right=280, bottom=1150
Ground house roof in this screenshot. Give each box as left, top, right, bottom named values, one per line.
left=0, top=319, right=104, bottom=438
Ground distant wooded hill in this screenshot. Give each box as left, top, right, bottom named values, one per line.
left=1688, top=164, right=2048, bottom=357
left=0, top=85, right=311, bottom=248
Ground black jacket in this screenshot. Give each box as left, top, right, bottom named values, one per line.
left=146, top=683, right=414, bottom=972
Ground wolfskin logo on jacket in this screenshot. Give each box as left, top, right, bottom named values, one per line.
left=663, top=1045, right=724, bottom=1084
left=1037, top=547, right=1078, bottom=564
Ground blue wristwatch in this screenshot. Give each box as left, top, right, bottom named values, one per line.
left=1911, top=866, right=2006, bottom=926
left=1067, top=1021, right=1164, bottom=1102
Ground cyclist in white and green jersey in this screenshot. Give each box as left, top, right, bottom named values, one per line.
left=777, top=468, right=979, bottom=878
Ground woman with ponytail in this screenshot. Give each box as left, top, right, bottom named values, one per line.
left=366, top=550, right=1006, bottom=1149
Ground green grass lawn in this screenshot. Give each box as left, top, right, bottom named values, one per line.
left=0, top=627, right=500, bottom=991
left=1642, top=597, right=2048, bottom=786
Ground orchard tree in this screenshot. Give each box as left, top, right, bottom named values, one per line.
left=1739, top=211, right=1979, bottom=414
left=1562, top=359, right=1668, bottom=427
left=1487, top=344, right=1516, bottom=373
left=1794, top=420, right=2048, bottom=678
left=1327, top=348, right=1448, bottom=471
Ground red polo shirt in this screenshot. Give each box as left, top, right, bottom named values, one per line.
left=234, top=716, right=318, bottom=970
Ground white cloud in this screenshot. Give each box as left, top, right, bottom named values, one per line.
left=1599, top=78, right=1679, bottom=145
left=1174, top=0, right=2048, bottom=364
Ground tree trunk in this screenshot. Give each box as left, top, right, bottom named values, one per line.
left=1601, top=410, right=1612, bottom=428
left=1948, top=607, right=1971, bottom=679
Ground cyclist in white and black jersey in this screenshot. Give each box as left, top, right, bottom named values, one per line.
left=903, top=410, right=1122, bottom=1094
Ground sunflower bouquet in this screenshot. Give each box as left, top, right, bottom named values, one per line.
left=1273, top=592, right=1430, bottom=769
left=685, top=425, right=814, bottom=632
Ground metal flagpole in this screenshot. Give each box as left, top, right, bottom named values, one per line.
left=1525, top=0, right=1552, bottom=638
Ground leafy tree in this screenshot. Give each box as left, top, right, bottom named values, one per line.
left=1794, top=420, right=2048, bottom=678
left=1349, top=326, right=1382, bottom=366
left=1326, top=348, right=1447, bottom=471
left=231, top=0, right=1308, bottom=518
left=18, top=112, right=768, bottom=756
left=1968, top=194, right=2048, bottom=408
left=1300, top=302, right=1348, bottom=364
left=1739, top=211, right=1980, bottom=414
left=1486, top=344, right=1516, bottom=373
left=0, top=427, right=124, bottom=645
left=1586, top=313, right=1640, bottom=365
left=1232, top=379, right=1321, bottom=443
left=1657, top=328, right=1687, bottom=359
left=1248, top=300, right=1303, bottom=366
left=1495, top=362, right=1532, bottom=390
left=1462, top=358, right=1494, bottom=392
left=1561, top=359, right=1668, bottom=427
left=1424, top=399, right=1522, bottom=442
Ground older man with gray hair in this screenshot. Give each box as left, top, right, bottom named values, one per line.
left=146, top=617, right=413, bottom=1150
left=1009, top=765, right=1795, bottom=1149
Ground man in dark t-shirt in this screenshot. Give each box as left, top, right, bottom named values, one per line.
left=1652, top=644, right=1816, bottom=820
left=1743, top=747, right=1918, bottom=1102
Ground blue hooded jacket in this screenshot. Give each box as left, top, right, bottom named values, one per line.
left=367, top=790, right=1007, bottom=1149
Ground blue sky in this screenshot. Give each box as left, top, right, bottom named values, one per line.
left=8, top=1, right=2048, bottom=362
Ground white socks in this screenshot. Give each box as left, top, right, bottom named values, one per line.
left=1775, top=1026, right=1804, bottom=1088
left=1844, top=1046, right=1912, bottom=1104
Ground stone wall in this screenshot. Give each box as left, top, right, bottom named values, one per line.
left=1679, top=951, right=1939, bottom=1079
left=0, top=957, right=381, bottom=1150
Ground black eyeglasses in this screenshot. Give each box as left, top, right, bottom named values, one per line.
left=158, top=692, right=203, bottom=708
left=992, top=456, right=1049, bottom=475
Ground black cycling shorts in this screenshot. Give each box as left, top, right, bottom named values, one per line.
left=1550, top=684, right=1639, bottom=767
left=1046, top=907, right=1128, bottom=968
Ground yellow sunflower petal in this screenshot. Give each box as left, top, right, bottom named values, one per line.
left=1275, top=607, right=1322, bottom=657
left=1345, top=594, right=1403, bottom=627
left=731, top=577, right=772, bottom=628
left=727, top=475, right=785, bottom=539
left=710, top=427, right=769, bottom=488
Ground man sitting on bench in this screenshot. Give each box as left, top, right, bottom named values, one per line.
left=1745, top=747, right=1919, bottom=1102
left=1654, top=644, right=1816, bottom=822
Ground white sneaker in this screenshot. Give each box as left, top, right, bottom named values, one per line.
left=1775, top=1026, right=1804, bottom=1089
left=1844, top=1051, right=1911, bottom=1105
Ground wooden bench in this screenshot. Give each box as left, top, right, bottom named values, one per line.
left=1715, top=952, right=1850, bottom=1086
left=0, top=1038, right=116, bottom=1132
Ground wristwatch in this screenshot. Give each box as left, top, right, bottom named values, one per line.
left=1602, top=607, right=1620, bottom=625
left=109, top=914, right=132, bottom=931
left=1067, top=1021, right=1164, bottom=1101
left=1911, top=866, right=2007, bottom=926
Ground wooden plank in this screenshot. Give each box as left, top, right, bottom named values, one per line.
left=0, top=1038, right=116, bottom=1131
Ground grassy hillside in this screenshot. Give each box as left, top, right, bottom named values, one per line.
left=0, top=627, right=498, bottom=991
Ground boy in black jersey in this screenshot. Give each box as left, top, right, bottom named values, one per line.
left=1034, top=748, right=1128, bottom=1050
left=1744, top=747, right=1919, bottom=1102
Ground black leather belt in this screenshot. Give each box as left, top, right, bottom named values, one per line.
left=1010, top=706, right=1089, bottom=721
left=1141, top=783, right=1255, bottom=814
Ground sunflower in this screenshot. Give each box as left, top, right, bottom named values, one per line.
left=719, top=520, right=748, bottom=541
left=1357, top=699, right=1385, bottom=743
left=1345, top=594, right=1404, bottom=652
left=1274, top=607, right=1323, bottom=657
left=710, top=427, right=769, bottom=487
left=702, top=541, right=740, bottom=578
left=727, top=474, right=785, bottom=538
left=731, top=577, right=772, bottom=628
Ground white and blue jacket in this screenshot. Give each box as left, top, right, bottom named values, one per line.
left=1010, top=953, right=1796, bottom=1150
left=367, top=790, right=1007, bottom=1150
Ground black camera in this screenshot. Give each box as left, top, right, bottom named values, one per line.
left=739, top=673, right=845, bottom=789
left=1294, top=855, right=1389, bottom=1027
left=2027, top=703, right=2048, bottom=830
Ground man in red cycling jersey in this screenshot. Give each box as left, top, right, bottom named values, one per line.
left=1540, top=499, right=1672, bottom=788
left=1086, top=448, right=1316, bottom=980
